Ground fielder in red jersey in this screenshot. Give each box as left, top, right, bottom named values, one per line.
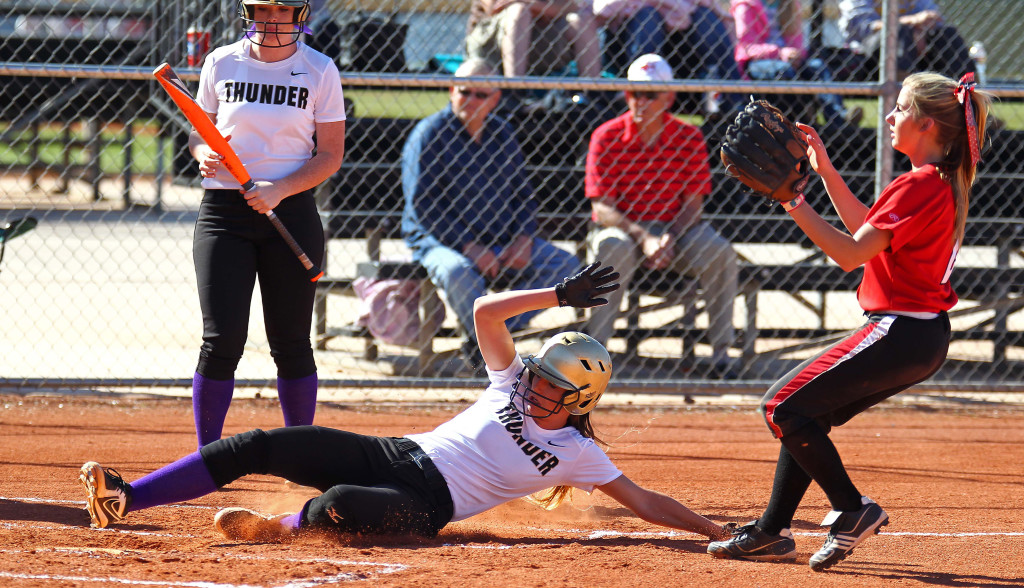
left=708, top=71, right=993, bottom=571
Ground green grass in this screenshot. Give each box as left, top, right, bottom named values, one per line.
left=0, top=121, right=173, bottom=177
left=344, top=90, right=1024, bottom=130
left=0, top=93, right=1019, bottom=177
left=346, top=89, right=451, bottom=119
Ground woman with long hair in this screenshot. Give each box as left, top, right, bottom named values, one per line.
left=80, top=263, right=730, bottom=544
left=708, top=71, right=992, bottom=571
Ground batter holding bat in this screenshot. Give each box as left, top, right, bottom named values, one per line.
left=709, top=73, right=991, bottom=570
left=188, top=0, right=346, bottom=448
left=79, top=263, right=731, bottom=544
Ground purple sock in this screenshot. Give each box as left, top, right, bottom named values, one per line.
left=277, top=373, right=317, bottom=427
left=128, top=452, right=218, bottom=512
left=192, top=372, right=234, bottom=448
left=280, top=510, right=304, bottom=531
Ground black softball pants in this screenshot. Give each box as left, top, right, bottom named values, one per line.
left=761, top=312, right=951, bottom=437
left=755, top=312, right=950, bottom=529
left=199, top=426, right=454, bottom=537
left=193, top=189, right=325, bottom=380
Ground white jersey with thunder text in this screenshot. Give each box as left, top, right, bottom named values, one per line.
left=406, top=356, right=622, bottom=521
left=197, top=39, right=346, bottom=189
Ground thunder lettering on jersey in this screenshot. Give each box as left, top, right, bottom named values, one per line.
left=404, top=355, right=621, bottom=522
left=196, top=39, right=347, bottom=189
left=222, top=81, right=310, bottom=109
left=495, top=403, right=560, bottom=476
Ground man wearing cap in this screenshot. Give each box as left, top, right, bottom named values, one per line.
left=584, top=54, right=739, bottom=376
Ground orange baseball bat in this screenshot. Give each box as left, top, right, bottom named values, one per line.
left=153, top=63, right=323, bottom=282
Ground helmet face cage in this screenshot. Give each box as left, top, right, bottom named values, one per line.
left=509, top=369, right=572, bottom=419
left=519, top=332, right=612, bottom=417
left=237, top=0, right=310, bottom=47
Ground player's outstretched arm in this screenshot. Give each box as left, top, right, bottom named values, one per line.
left=597, top=475, right=731, bottom=540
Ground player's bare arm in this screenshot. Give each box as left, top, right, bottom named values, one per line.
left=244, top=120, right=346, bottom=213
left=597, top=475, right=730, bottom=540
left=474, top=287, right=559, bottom=370
left=189, top=112, right=227, bottom=178
left=475, top=262, right=618, bottom=370
left=787, top=203, right=892, bottom=271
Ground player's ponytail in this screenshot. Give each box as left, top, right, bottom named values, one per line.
left=903, top=72, right=993, bottom=246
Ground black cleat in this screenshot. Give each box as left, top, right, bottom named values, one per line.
left=809, top=496, right=889, bottom=572
left=708, top=521, right=797, bottom=561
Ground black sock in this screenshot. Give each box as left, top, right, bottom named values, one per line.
left=780, top=422, right=862, bottom=513
left=758, top=444, right=812, bottom=535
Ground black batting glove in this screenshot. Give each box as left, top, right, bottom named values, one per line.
left=555, top=262, right=620, bottom=308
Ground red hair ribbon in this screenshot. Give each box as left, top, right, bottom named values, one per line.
left=955, top=72, right=981, bottom=166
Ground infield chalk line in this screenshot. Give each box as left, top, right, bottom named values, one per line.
left=576, top=529, right=1024, bottom=540
left=0, top=521, right=196, bottom=537
left=0, top=572, right=371, bottom=588
left=4, top=496, right=1022, bottom=540
left=0, top=548, right=406, bottom=570
left=0, top=549, right=407, bottom=588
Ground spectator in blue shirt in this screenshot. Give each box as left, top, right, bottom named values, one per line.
left=402, top=58, right=580, bottom=370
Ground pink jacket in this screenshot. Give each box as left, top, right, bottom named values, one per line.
left=731, top=0, right=805, bottom=70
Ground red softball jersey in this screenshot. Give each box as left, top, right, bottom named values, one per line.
left=859, top=164, right=959, bottom=313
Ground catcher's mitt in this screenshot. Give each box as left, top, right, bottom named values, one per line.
left=720, top=100, right=810, bottom=202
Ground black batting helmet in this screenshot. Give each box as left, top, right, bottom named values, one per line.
left=237, top=0, right=310, bottom=47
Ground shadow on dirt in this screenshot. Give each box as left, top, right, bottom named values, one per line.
left=825, top=562, right=1024, bottom=586
left=0, top=498, right=160, bottom=531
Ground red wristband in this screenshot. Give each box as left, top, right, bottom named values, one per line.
left=781, top=193, right=805, bottom=212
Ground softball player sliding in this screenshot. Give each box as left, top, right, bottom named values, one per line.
left=79, top=264, right=732, bottom=543
left=188, top=0, right=346, bottom=448
left=709, top=72, right=992, bottom=571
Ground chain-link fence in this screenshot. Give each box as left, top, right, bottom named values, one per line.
left=1, top=0, right=1022, bottom=392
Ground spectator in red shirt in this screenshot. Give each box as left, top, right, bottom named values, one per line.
left=584, top=54, right=739, bottom=376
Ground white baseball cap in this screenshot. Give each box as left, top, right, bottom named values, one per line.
left=627, top=54, right=674, bottom=82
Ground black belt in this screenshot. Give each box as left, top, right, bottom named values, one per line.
left=396, top=438, right=454, bottom=522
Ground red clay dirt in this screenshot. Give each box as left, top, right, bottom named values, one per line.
left=1, top=394, right=1022, bottom=587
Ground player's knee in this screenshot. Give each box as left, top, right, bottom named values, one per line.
left=199, top=428, right=271, bottom=487
left=270, top=346, right=316, bottom=379
left=305, top=485, right=417, bottom=536
left=305, top=485, right=437, bottom=537
left=197, top=348, right=243, bottom=380
left=305, top=486, right=374, bottom=534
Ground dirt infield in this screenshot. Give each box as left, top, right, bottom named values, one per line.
left=2, top=394, right=1022, bottom=587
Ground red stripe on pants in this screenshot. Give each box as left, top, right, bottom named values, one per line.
left=763, top=321, right=881, bottom=438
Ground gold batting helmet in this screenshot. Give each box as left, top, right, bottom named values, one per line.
left=521, top=332, right=612, bottom=416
